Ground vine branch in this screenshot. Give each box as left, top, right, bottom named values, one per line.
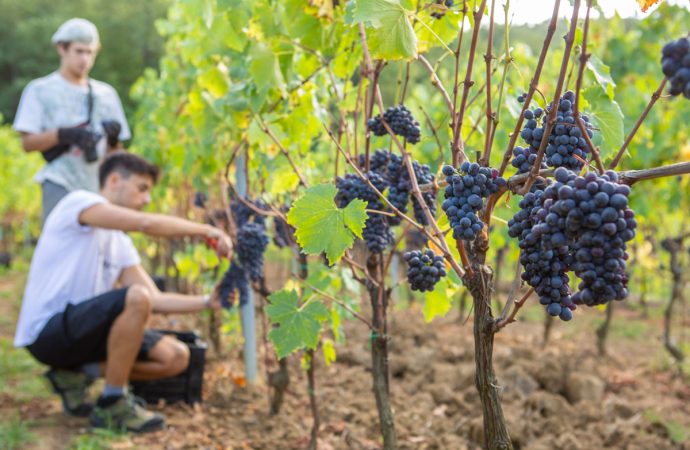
left=497, top=0, right=561, bottom=177
left=518, top=0, right=581, bottom=195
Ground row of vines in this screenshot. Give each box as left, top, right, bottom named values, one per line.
left=123, top=0, right=690, bottom=448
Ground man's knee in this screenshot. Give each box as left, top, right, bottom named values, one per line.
left=125, top=284, right=153, bottom=316
left=156, top=337, right=190, bottom=376
left=173, top=341, right=190, bottom=374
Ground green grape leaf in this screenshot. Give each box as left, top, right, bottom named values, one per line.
left=250, top=43, right=287, bottom=96
left=350, top=0, right=417, bottom=60
left=583, top=87, right=624, bottom=161
left=287, top=184, right=368, bottom=265
left=267, top=290, right=329, bottom=358
left=202, top=0, right=214, bottom=28
left=586, top=54, right=617, bottom=100
left=422, top=278, right=454, bottom=322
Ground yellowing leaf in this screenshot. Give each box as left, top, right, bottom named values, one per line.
left=322, top=338, right=336, bottom=366
left=422, top=279, right=454, bottom=322
left=637, top=0, right=662, bottom=12
left=198, top=65, right=230, bottom=99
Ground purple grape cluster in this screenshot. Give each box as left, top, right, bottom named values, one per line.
left=193, top=192, right=207, bottom=208
left=661, top=37, right=690, bottom=98
left=509, top=167, right=637, bottom=320
left=236, top=222, right=270, bottom=281
left=411, top=161, right=437, bottom=226
left=512, top=91, right=594, bottom=172
left=403, top=249, right=447, bottom=291
left=358, top=149, right=391, bottom=175
left=367, top=105, right=421, bottom=144
left=508, top=189, right=575, bottom=321
left=219, top=262, right=249, bottom=309
left=231, top=198, right=267, bottom=227
left=549, top=168, right=636, bottom=306
left=384, top=153, right=410, bottom=225
left=441, top=162, right=506, bottom=242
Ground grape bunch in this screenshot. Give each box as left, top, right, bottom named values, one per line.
left=218, top=262, right=249, bottom=308
left=508, top=189, right=575, bottom=321
left=512, top=91, right=594, bottom=172
left=411, top=161, right=437, bottom=226
left=335, top=172, right=387, bottom=207
left=403, top=249, right=447, bottom=291
left=548, top=168, right=636, bottom=306
left=431, top=0, right=454, bottom=19
left=236, top=222, right=270, bottom=281
left=335, top=172, right=394, bottom=253
left=367, top=105, right=421, bottom=144
left=510, top=168, right=637, bottom=320
left=384, top=154, right=438, bottom=226
left=385, top=153, right=410, bottom=225
left=231, top=198, right=267, bottom=227
left=441, top=162, right=506, bottom=241
left=661, top=37, right=690, bottom=99
left=543, top=91, right=594, bottom=170
left=193, top=192, right=207, bottom=208
left=359, top=149, right=391, bottom=176
left=512, top=107, right=546, bottom=174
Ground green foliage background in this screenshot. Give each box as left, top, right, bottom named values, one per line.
left=0, top=0, right=171, bottom=122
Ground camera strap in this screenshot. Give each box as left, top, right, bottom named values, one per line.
left=86, top=81, right=93, bottom=125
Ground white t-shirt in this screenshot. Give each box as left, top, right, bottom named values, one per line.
left=14, top=190, right=140, bottom=347
left=12, top=72, right=132, bottom=192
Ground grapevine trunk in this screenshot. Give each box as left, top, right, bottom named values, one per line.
left=367, top=255, right=397, bottom=449
left=465, top=264, right=513, bottom=450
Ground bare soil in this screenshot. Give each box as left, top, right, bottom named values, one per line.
left=1, top=273, right=689, bottom=449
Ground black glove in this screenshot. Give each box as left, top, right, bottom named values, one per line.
left=58, top=127, right=102, bottom=163
left=101, top=120, right=122, bottom=147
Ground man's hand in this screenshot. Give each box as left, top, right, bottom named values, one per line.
left=101, top=120, right=121, bottom=147
left=57, top=126, right=102, bottom=162
left=208, top=281, right=235, bottom=311
left=207, top=227, right=233, bottom=260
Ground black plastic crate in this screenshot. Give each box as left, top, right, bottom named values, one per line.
left=130, top=329, right=207, bottom=405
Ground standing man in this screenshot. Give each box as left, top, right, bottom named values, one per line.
left=13, top=18, right=131, bottom=221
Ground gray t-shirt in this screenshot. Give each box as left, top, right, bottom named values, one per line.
left=13, top=72, right=131, bottom=192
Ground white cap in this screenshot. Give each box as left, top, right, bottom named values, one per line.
left=51, top=18, right=100, bottom=46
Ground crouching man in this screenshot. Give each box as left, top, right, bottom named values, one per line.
left=13, top=152, right=233, bottom=433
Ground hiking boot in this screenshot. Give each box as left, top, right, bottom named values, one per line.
left=90, top=393, right=165, bottom=433
left=44, top=368, right=95, bottom=417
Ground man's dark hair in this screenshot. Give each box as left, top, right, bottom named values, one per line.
left=99, top=151, right=159, bottom=188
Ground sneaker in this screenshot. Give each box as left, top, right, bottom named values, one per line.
left=44, top=368, right=95, bottom=417
left=90, top=393, right=166, bottom=433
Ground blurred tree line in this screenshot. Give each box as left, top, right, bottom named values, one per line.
left=0, top=0, right=171, bottom=124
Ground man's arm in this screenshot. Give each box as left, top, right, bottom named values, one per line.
left=119, top=265, right=222, bottom=313
left=79, top=203, right=232, bottom=258
left=20, top=130, right=59, bottom=153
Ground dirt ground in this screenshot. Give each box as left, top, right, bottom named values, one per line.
left=1, top=271, right=689, bottom=450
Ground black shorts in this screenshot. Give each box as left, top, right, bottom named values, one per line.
left=27, top=288, right=164, bottom=369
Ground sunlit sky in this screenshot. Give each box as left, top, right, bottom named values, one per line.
left=496, top=0, right=690, bottom=24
